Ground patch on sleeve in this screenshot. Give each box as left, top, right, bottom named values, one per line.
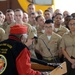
left=0, top=54, right=7, bottom=74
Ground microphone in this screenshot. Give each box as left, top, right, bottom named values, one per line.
left=47, top=63, right=62, bottom=69
left=33, top=36, right=63, bottom=69
left=31, top=58, right=62, bottom=68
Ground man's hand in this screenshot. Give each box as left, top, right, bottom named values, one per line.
left=71, top=62, right=75, bottom=69
left=69, top=58, right=75, bottom=64
left=69, top=58, right=75, bottom=69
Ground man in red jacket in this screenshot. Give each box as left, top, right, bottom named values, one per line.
left=0, top=24, right=49, bottom=75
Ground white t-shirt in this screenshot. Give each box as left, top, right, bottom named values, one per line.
left=41, top=29, right=45, bottom=33
left=55, top=28, right=59, bottom=32
left=47, top=36, right=51, bottom=40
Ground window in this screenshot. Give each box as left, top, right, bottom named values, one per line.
left=55, top=0, right=75, bottom=13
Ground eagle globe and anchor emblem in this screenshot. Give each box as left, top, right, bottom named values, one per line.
left=0, top=54, right=7, bottom=74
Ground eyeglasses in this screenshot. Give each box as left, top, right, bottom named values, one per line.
left=69, top=23, right=75, bottom=26
left=44, top=26, right=52, bottom=29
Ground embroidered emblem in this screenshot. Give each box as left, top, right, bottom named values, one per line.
left=0, top=54, right=7, bottom=74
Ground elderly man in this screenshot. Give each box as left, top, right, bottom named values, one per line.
left=0, top=24, right=49, bottom=75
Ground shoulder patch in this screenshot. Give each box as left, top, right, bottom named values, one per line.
left=0, top=54, right=7, bottom=74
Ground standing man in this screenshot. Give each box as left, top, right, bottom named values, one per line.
left=23, top=12, right=29, bottom=23
left=35, top=15, right=45, bottom=36
left=27, top=3, right=36, bottom=16
left=35, top=19, right=62, bottom=62
left=2, top=9, right=15, bottom=30
left=53, top=13, right=69, bottom=36
left=44, top=10, right=52, bottom=20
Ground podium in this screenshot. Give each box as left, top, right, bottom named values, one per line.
left=31, top=62, right=67, bottom=75
left=31, top=63, right=54, bottom=71
left=50, top=62, right=67, bottom=75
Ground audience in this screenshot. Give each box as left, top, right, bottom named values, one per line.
left=0, top=4, right=75, bottom=75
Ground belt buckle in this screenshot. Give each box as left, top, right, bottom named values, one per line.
left=48, top=58, right=53, bottom=61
